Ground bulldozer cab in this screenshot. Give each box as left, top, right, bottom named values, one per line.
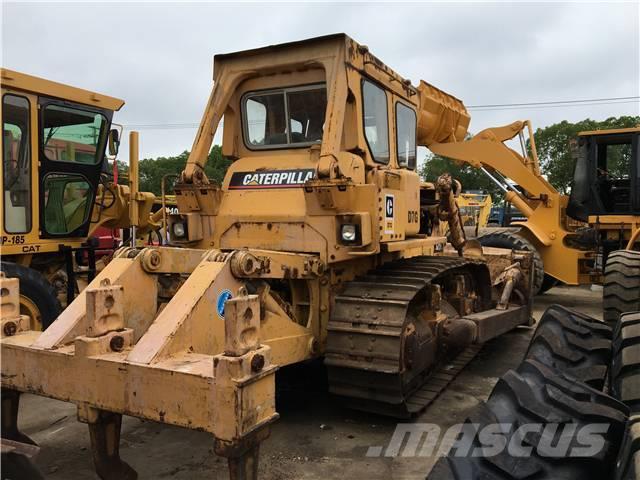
left=1, top=68, right=124, bottom=253
left=568, top=127, right=640, bottom=222
left=172, top=34, right=469, bottom=255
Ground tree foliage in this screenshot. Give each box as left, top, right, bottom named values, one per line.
left=420, top=154, right=503, bottom=199
left=115, top=145, right=231, bottom=195
left=532, top=116, right=639, bottom=194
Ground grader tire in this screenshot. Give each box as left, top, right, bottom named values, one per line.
left=428, top=359, right=629, bottom=480
left=478, top=231, right=545, bottom=295
left=604, top=250, right=640, bottom=327
left=525, top=304, right=612, bottom=389
left=611, top=312, right=640, bottom=414
left=0, top=262, right=61, bottom=330
left=615, top=415, right=640, bottom=480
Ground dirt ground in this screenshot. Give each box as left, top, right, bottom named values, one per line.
left=18, top=285, right=603, bottom=480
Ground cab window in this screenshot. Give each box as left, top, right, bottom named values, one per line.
left=396, top=103, right=417, bottom=169
left=2, top=94, right=32, bottom=233
left=42, top=104, right=107, bottom=164
left=43, top=173, right=93, bottom=235
left=243, top=84, right=326, bottom=148
left=362, top=80, right=389, bottom=164
left=595, top=138, right=633, bottom=213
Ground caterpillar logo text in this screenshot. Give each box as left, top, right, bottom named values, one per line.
left=228, top=169, right=315, bottom=189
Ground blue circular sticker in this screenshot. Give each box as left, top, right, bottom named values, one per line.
left=216, top=289, right=233, bottom=319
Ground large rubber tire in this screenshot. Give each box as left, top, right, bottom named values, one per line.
left=611, top=311, right=640, bottom=414
left=478, top=230, right=545, bottom=295
left=0, top=452, right=45, bottom=480
left=604, top=250, right=640, bottom=327
left=525, top=304, right=612, bottom=389
left=615, top=415, right=640, bottom=480
left=0, top=262, right=61, bottom=330
left=428, top=359, right=629, bottom=480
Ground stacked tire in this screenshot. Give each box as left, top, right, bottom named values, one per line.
left=616, top=415, right=640, bottom=480
left=611, top=312, right=640, bottom=413
left=429, top=358, right=628, bottom=479
left=525, top=305, right=612, bottom=389
left=611, top=310, right=640, bottom=480
left=604, top=250, right=640, bottom=327
left=428, top=305, right=640, bottom=480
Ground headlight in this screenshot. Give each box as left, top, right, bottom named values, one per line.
left=172, top=222, right=186, bottom=238
left=341, top=224, right=357, bottom=242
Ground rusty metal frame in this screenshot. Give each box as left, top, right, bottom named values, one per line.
left=1, top=248, right=283, bottom=478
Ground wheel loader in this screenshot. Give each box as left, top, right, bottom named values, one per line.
left=0, top=69, right=162, bottom=330
left=569, top=127, right=640, bottom=323
left=429, top=122, right=640, bottom=298
left=1, top=34, right=537, bottom=479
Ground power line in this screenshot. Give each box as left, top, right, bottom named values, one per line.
left=121, top=96, right=640, bottom=130
left=468, top=96, right=640, bottom=111
left=469, top=99, right=640, bottom=112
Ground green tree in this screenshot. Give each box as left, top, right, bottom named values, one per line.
left=204, top=145, right=233, bottom=186
left=113, top=146, right=231, bottom=195
left=533, top=116, right=640, bottom=194
left=114, top=159, right=129, bottom=185
left=420, top=153, right=503, bottom=199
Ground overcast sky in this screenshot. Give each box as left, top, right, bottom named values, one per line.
left=2, top=1, right=639, bottom=164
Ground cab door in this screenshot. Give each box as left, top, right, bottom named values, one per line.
left=1, top=89, right=38, bottom=245
left=37, top=98, right=112, bottom=238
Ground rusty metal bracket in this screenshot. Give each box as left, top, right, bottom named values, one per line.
left=213, top=291, right=279, bottom=480
left=1, top=248, right=295, bottom=480
left=0, top=273, right=30, bottom=338
left=493, top=263, right=524, bottom=310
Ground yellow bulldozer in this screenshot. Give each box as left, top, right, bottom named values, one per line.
left=0, top=69, right=162, bottom=330
left=1, top=34, right=539, bottom=479
left=457, top=191, right=492, bottom=228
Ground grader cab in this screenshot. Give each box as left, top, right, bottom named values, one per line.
left=1, top=34, right=535, bottom=479
left=0, top=69, right=160, bottom=330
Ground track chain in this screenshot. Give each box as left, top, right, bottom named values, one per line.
left=325, top=255, right=484, bottom=417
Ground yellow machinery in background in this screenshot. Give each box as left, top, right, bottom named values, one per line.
left=430, top=123, right=640, bottom=298
left=568, top=127, right=640, bottom=323
left=0, top=69, right=161, bottom=329
left=1, top=34, right=537, bottom=480
left=457, top=191, right=492, bottom=229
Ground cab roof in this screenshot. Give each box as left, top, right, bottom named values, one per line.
left=578, top=126, right=640, bottom=137
left=214, top=33, right=348, bottom=61
left=212, top=33, right=415, bottom=93
left=1, top=68, right=125, bottom=111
